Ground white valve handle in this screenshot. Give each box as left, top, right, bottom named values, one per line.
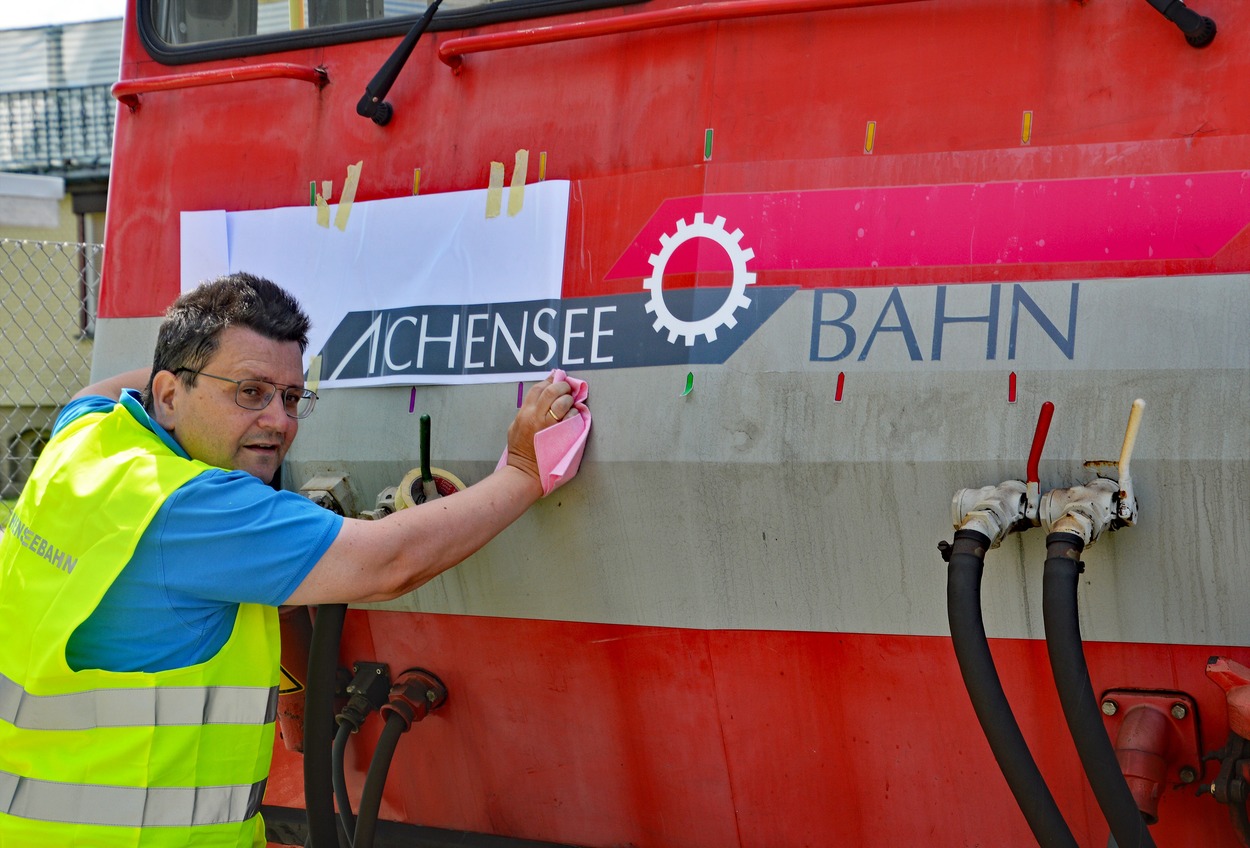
left=1116, top=399, right=1145, bottom=519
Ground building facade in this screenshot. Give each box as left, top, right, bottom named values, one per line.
left=0, top=18, right=119, bottom=500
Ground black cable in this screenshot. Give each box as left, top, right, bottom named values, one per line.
left=945, top=529, right=1080, bottom=848
left=352, top=711, right=409, bottom=848
left=304, top=603, right=347, bottom=848
left=1043, top=532, right=1156, bottom=848
left=333, top=720, right=357, bottom=845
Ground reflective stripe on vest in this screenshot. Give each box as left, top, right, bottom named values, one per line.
left=0, top=770, right=266, bottom=827
left=0, top=672, right=278, bottom=730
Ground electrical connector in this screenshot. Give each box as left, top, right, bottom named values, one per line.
left=336, top=662, right=391, bottom=733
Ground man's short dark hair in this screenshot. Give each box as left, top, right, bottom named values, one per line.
left=142, top=273, right=311, bottom=410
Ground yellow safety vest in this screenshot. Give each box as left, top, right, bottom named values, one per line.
left=0, top=404, right=279, bottom=847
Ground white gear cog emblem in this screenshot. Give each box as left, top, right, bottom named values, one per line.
left=643, top=213, right=756, bottom=346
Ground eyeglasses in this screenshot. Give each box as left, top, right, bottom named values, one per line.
left=174, top=368, right=318, bottom=419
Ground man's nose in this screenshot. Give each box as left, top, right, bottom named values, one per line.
left=257, top=390, right=292, bottom=428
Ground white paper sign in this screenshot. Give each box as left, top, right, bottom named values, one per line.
left=180, top=181, right=571, bottom=387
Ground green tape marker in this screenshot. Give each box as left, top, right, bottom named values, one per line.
left=703, top=128, right=714, bottom=162
left=682, top=372, right=694, bottom=396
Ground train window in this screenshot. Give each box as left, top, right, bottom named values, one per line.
left=140, top=0, right=644, bottom=62
left=149, top=0, right=432, bottom=45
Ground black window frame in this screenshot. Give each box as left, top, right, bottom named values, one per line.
left=137, top=0, right=650, bottom=65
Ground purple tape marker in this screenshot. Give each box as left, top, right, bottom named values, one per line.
left=409, top=387, right=416, bottom=414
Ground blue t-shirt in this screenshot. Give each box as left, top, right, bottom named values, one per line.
left=53, top=391, right=343, bottom=673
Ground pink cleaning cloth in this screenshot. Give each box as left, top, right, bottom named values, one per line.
left=498, top=369, right=591, bottom=496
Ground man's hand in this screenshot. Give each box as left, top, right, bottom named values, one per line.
left=505, top=375, right=576, bottom=489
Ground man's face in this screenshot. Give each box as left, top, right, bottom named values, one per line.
left=154, top=326, right=304, bottom=483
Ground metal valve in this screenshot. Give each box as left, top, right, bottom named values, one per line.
left=950, top=402, right=1053, bottom=548
left=1039, top=399, right=1145, bottom=545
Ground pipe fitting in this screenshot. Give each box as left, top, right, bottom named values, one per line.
left=358, top=486, right=398, bottom=521
left=1039, top=477, right=1120, bottom=546
left=299, top=473, right=356, bottom=517
left=951, top=480, right=1028, bottom=548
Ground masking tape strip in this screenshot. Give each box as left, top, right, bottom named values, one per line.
left=314, top=179, right=333, bottom=227
left=334, top=161, right=362, bottom=231
left=486, top=161, right=504, bottom=218
left=307, top=355, right=322, bottom=394
left=508, top=149, right=528, bottom=217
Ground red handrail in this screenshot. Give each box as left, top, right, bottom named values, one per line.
left=438, top=0, right=930, bottom=71
left=112, top=63, right=329, bottom=108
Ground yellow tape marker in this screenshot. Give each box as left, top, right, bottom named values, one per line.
left=307, top=355, right=322, bottom=394
left=539, top=151, right=548, bottom=182
left=508, top=149, right=529, bottom=217
left=315, top=193, right=330, bottom=227
left=864, top=121, right=877, bottom=155
left=1021, top=110, right=1034, bottom=145
left=334, top=161, right=363, bottom=231
left=486, top=161, right=504, bottom=218
left=413, top=168, right=421, bottom=196
left=322, top=180, right=332, bottom=198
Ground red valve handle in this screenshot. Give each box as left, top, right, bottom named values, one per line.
left=1027, top=401, right=1055, bottom=486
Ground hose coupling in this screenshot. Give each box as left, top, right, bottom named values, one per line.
left=380, top=668, right=449, bottom=732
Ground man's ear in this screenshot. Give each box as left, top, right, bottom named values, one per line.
left=149, top=370, right=180, bottom=431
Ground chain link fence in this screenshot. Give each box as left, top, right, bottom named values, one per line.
left=0, top=238, right=100, bottom=523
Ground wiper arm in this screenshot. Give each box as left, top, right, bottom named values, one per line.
left=1144, top=0, right=1216, bottom=47
left=357, top=0, right=445, bottom=126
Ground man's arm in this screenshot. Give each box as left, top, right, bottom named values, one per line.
left=282, top=375, right=579, bottom=606
left=73, top=366, right=153, bottom=401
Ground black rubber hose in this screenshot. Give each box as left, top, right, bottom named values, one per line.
left=353, top=711, right=408, bottom=848
left=946, top=529, right=1080, bottom=848
left=304, top=603, right=347, bottom=848
left=1042, top=532, right=1156, bottom=848
left=333, top=720, right=357, bottom=845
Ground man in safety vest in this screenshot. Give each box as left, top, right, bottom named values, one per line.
left=0, top=272, right=585, bottom=847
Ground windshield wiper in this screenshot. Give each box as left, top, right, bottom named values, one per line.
left=357, top=0, right=445, bottom=126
